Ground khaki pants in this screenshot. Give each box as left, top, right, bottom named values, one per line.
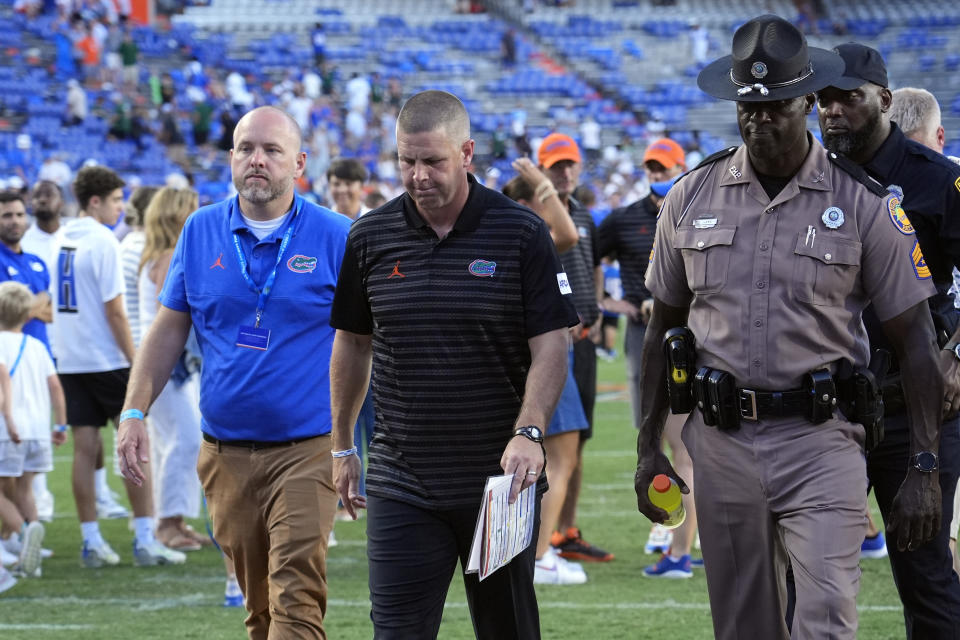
left=682, top=412, right=867, bottom=640
left=198, top=435, right=337, bottom=640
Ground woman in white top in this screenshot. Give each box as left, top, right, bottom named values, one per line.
left=137, top=187, right=207, bottom=551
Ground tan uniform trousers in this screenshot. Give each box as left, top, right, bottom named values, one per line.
left=682, top=411, right=867, bottom=640
left=198, top=434, right=337, bottom=640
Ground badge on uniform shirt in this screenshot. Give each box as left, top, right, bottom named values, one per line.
left=886, top=184, right=904, bottom=200
left=728, top=165, right=742, bottom=179
left=912, top=239, right=931, bottom=280
left=693, top=215, right=718, bottom=229
left=648, top=247, right=655, bottom=264
left=821, top=207, right=844, bottom=229
left=887, top=196, right=914, bottom=235
left=237, top=325, right=270, bottom=351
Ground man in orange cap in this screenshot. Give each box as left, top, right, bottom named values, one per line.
left=537, top=133, right=614, bottom=564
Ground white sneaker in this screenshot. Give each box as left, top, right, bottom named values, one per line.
left=35, top=490, right=54, bottom=523
left=40, top=548, right=53, bottom=559
left=1, top=533, right=21, bottom=555
left=81, top=540, right=120, bottom=568
left=133, top=539, right=187, bottom=566
left=645, top=524, right=673, bottom=554
left=0, top=566, right=17, bottom=594
left=0, top=545, right=18, bottom=567
left=534, top=548, right=588, bottom=585
left=96, top=493, right=130, bottom=520
left=328, top=529, right=338, bottom=548
left=18, top=522, right=44, bottom=577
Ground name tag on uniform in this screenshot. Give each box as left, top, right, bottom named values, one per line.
left=237, top=325, right=270, bottom=351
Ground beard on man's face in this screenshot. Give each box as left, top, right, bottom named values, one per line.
left=822, top=106, right=882, bottom=157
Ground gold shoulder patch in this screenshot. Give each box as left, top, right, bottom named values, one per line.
left=913, top=240, right=931, bottom=280
left=888, top=196, right=914, bottom=235
left=955, top=175, right=960, bottom=194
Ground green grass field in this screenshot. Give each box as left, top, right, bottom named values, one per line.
left=0, top=352, right=910, bottom=639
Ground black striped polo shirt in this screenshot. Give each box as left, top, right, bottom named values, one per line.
left=331, top=175, right=579, bottom=509
left=558, top=198, right=601, bottom=325
left=596, top=194, right=659, bottom=306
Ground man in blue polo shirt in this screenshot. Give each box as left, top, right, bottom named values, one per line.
left=0, top=191, right=51, bottom=355
left=117, top=106, right=350, bottom=640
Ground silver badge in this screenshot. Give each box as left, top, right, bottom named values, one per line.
left=728, top=165, right=742, bottom=179
left=694, top=215, right=718, bottom=229
left=822, top=206, right=845, bottom=229
left=751, top=61, right=768, bottom=79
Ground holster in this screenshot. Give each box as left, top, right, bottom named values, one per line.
left=707, top=369, right=740, bottom=431
left=663, top=327, right=696, bottom=414
left=837, top=350, right=890, bottom=451
left=802, top=369, right=836, bottom=425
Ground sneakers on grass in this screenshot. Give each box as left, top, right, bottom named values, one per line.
left=861, top=532, right=888, bottom=559
left=643, top=553, right=693, bottom=579
left=18, top=522, right=44, bottom=577
left=645, top=524, right=673, bottom=555
left=534, top=547, right=588, bottom=585
left=0, top=566, right=17, bottom=594
left=81, top=540, right=120, bottom=568
left=551, top=527, right=614, bottom=562
left=96, top=493, right=130, bottom=520
left=133, top=539, right=187, bottom=566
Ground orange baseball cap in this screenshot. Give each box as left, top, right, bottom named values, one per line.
left=643, top=138, right=686, bottom=169
left=538, top=133, right=582, bottom=168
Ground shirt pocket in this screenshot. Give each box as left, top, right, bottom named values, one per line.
left=675, top=225, right=737, bottom=295
left=792, top=233, right=861, bottom=306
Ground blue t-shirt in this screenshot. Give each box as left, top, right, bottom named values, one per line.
left=160, top=194, right=351, bottom=441
left=0, top=243, right=51, bottom=354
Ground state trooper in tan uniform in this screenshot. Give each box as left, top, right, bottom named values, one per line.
left=633, top=15, right=945, bottom=640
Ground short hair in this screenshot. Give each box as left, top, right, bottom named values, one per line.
left=502, top=176, right=533, bottom=203
left=0, top=281, right=33, bottom=329
left=73, top=166, right=125, bottom=211
left=31, top=180, right=62, bottom=197
left=396, top=90, right=470, bottom=142
left=572, top=184, right=596, bottom=207
left=889, top=88, right=941, bottom=141
left=364, top=190, right=387, bottom=209
left=326, top=158, right=368, bottom=183
left=0, top=191, right=25, bottom=207
left=125, top=185, right=160, bottom=228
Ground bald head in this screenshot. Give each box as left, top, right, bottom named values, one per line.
left=234, top=106, right=303, bottom=151
left=396, top=90, right=470, bottom=144
left=889, top=88, right=945, bottom=153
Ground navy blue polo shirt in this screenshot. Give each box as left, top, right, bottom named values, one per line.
left=0, top=243, right=51, bottom=353
left=160, top=194, right=351, bottom=442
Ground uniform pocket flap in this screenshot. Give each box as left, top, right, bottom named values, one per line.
left=676, top=225, right=737, bottom=251
left=793, top=234, right=861, bottom=266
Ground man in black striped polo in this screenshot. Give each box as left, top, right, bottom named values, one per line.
left=329, top=90, right=579, bottom=640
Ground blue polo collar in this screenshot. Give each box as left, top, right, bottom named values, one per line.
left=227, top=193, right=306, bottom=240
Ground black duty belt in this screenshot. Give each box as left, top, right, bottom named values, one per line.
left=202, top=432, right=320, bottom=451
left=736, top=388, right=811, bottom=421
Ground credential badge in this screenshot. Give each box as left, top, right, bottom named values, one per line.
left=728, top=165, right=742, bottom=179
left=693, top=215, right=718, bottom=229
left=751, top=61, right=768, bottom=79
left=822, top=206, right=844, bottom=229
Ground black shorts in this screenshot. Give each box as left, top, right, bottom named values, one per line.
left=601, top=314, right=619, bottom=329
left=60, top=368, right=130, bottom=428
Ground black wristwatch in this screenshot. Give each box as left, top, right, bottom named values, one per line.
left=912, top=451, right=939, bottom=473
left=513, top=425, right=544, bottom=444
left=952, top=344, right=960, bottom=362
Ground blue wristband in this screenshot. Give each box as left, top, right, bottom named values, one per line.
left=53, top=424, right=67, bottom=433
left=119, top=409, right=144, bottom=422
left=331, top=446, right=358, bottom=458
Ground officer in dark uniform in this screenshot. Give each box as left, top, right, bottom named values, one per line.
left=635, top=16, right=944, bottom=640
left=817, top=43, right=960, bottom=639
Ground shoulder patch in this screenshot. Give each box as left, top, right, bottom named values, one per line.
left=955, top=175, right=960, bottom=194
left=912, top=240, right=931, bottom=280
left=886, top=195, right=914, bottom=235
left=827, top=152, right=888, bottom=198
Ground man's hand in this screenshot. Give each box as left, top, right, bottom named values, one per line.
left=938, top=348, right=960, bottom=417
left=500, top=435, right=545, bottom=505
left=634, top=449, right=689, bottom=523
left=640, top=298, right=654, bottom=324
left=602, top=299, right=641, bottom=322
left=117, top=417, right=149, bottom=486
left=333, top=454, right=366, bottom=520
left=5, top=420, right=20, bottom=444
left=887, top=468, right=941, bottom=552
left=51, top=429, right=68, bottom=446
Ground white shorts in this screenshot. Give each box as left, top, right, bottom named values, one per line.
left=0, top=439, right=52, bottom=477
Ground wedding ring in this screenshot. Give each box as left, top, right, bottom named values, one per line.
left=526, top=471, right=538, bottom=476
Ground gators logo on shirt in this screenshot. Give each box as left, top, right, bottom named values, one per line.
left=888, top=196, right=914, bottom=235
left=912, top=240, right=931, bottom=280
left=286, top=255, right=317, bottom=273
left=468, top=259, right=496, bottom=277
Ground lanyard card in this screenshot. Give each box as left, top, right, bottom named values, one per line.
left=237, top=325, right=270, bottom=351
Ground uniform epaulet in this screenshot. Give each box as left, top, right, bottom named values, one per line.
left=827, top=151, right=888, bottom=198
left=674, top=146, right=737, bottom=187
left=693, top=146, right=737, bottom=170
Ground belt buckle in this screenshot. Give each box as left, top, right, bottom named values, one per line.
left=739, top=389, right=758, bottom=421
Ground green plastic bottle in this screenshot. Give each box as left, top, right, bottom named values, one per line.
left=647, top=474, right=686, bottom=529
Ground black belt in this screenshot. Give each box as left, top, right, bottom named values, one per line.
left=736, top=388, right=812, bottom=421
left=202, top=432, right=320, bottom=450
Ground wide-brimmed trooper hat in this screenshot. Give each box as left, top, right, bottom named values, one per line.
left=697, top=14, right=845, bottom=102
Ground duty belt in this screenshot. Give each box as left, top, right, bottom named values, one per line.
left=735, top=388, right=812, bottom=421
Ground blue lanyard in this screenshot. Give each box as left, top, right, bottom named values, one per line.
left=231, top=200, right=300, bottom=328
left=9, top=334, right=27, bottom=377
